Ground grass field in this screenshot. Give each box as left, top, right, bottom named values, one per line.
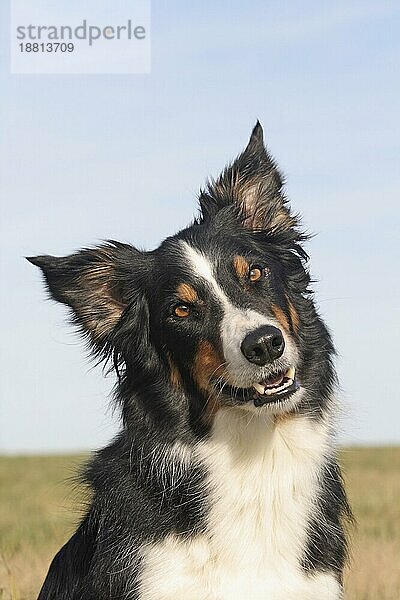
left=0, top=448, right=399, bottom=599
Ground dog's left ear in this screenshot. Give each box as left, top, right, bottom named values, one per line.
left=27, top=242, right=146, bottom=350
left=199, top=121, right=298, bottom=233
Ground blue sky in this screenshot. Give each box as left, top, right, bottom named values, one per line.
left=1, top=1, right=399, bottom=452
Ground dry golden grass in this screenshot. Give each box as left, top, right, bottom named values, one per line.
left=342, top=447, right=400, bottom=600
left=0, top=448, right=399, bottom=599
left=0, top=455, right=87, bottom=600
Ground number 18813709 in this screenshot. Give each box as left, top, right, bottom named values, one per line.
left=19, top=42, right=75, bottom=52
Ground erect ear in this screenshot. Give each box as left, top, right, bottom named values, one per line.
left=199, top=121, right=298, bottom=233
left=27, top=241, right=145, bottom=350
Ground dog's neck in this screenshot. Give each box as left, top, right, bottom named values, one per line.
left=198, top=405, right=332, bottom=463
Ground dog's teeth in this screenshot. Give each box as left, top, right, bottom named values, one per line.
left=253, top=383, right=266, bottom=395
left=286, top=366, right=295, bottom=380
left=263, top=378, right=294, bottom=396
left=254, top=371, right=295, bottom=397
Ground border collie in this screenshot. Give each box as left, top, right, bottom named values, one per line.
left=29, top=123, right=351, bottom=600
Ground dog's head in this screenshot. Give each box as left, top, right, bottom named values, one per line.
left=29, top=123, right=334, bottom=426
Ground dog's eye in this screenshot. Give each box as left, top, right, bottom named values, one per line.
left=248, top=266, right=263, bottom=282
left=174, top=304, right=191, bottom=318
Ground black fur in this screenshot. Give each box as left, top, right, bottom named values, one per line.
left=30, top=122, right=351, bottom=599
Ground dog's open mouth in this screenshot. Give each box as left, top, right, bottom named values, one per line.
left=251, top=366, right=299, bottom=407
left=214, top=366, right=299, bottom=407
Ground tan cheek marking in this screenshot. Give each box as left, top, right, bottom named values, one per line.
left=193, top=341, right=226, bottom=421
left=271, top=303, right=290, bottom=333
left=233, top=255, right=249, bottom=278
left=193, top=341, right=224, bottom=390
left=176, top=283, right=198, bottom=304
left=287, top=297, right=300, bottom=333
left=167, top=354, right=182, bottom=388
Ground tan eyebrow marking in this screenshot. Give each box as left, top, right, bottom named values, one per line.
left=176, top=283, right=198, bottom=304
left=271, top=304, right=290, bottom=333
left=233, top=255, right=249, bottom=278
left=287, top=297, right=300, bottom=333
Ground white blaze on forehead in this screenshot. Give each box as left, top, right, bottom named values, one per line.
left=181, top=241, right=229, bottom=307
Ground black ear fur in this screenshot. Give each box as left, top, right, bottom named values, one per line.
left=27, top=241, right=146, bottom=351
left=199, top=121, right=298, bottom=234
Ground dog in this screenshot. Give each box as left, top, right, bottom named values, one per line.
left=29, top=122, right=351, bottom=600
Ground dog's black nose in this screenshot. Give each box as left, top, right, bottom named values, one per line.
left=240, top=325, right=285, bottom=365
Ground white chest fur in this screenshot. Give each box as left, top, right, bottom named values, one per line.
left=137, top=409, right=341, bottom=600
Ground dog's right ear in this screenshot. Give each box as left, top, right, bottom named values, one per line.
left=27, top=241, right=147, bottom=351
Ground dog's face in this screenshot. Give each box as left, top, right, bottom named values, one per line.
left=30, top=123, right=333, bottom=424
left=150, top=224, right=301, bottom=415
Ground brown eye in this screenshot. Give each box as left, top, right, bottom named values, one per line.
left=174, top=304, right=191, bottom=318
left=248, top=266, right=263, bottom=282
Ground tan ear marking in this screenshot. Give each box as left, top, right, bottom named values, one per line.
left=77, top=269, right=126, bottom=341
